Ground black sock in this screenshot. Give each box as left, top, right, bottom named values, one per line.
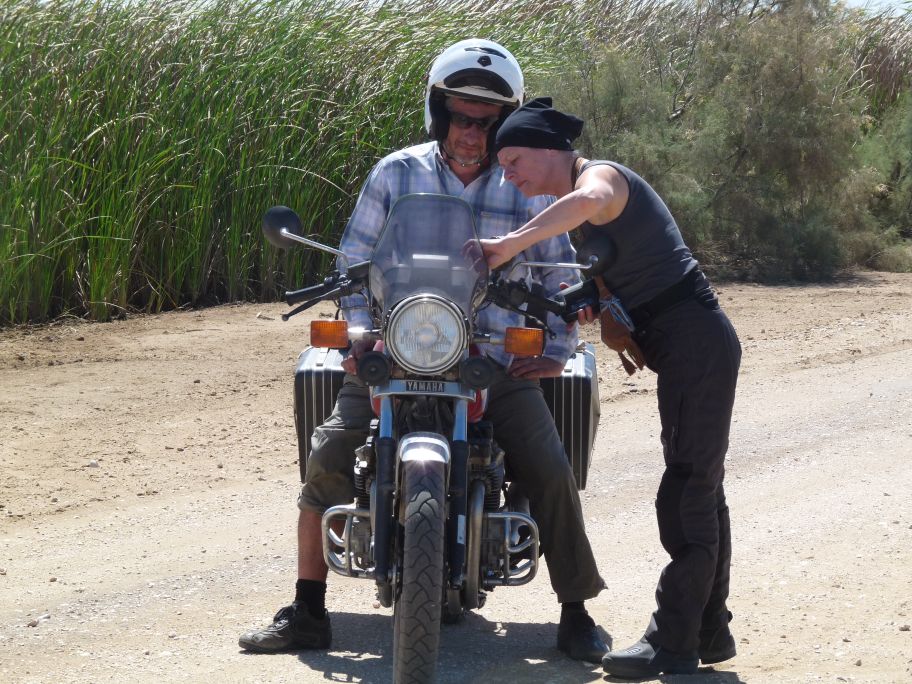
left=294, top=579, right=327, bottom=618
left=562, top=601, right=586, bottom=614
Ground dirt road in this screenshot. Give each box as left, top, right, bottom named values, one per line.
left=1, top=272, right=911, bottom=683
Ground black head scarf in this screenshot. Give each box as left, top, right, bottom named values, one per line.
left=494, top=97, right=584, bottom=153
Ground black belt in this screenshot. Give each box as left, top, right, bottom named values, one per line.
left=628, top=267, right=703, bottom=330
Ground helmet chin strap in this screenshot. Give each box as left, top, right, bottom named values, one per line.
left=441, top=143, right=488, bottom=168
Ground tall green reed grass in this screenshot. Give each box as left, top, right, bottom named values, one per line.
left=0, top=0, right=573, bottom=323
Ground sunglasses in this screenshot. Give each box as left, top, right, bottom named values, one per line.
left=449, top=111, right=500, bottom=132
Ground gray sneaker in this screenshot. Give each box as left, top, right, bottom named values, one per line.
left=239, top=603, right=331, bottom=653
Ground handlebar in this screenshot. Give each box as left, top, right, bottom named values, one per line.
left=281, top=259, right=597, bottom=327
left=280, top=261, right=370, bottom=320
left=486, top=277, right=600, bottom=325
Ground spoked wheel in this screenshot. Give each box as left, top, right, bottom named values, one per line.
left=392, top=460, right=446, bottom=684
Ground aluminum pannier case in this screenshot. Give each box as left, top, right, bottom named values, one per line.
left=292, top=343, right=600, bottom=489
left=540, top=342, right=601, bottom=490
left=293, top=346, right=346, bottom=482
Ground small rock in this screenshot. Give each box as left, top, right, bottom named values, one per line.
left=193, top=379, right=201, bottom=384
left=168, top=632, right=177, bottom=639
left=27, top=613, right=51, bottom=627
left=87, top=460, right=99, bottom=468
left=17, top=354, right=25, bottom=361
left=49, top=576, right=57, bottom=582
left=842, top=637, right=851, bottom=642
left=256, top=312, right=274, bottom=321
left=900, top=624, right=910, bottom=632
left=855, top=659, right=862, bottom=666
left=0, top=568, right=5, bottom=575
left=76, top=336, right=84, bottom=341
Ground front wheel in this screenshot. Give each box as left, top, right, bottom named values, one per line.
left=393, top=460, right=446, bottom=684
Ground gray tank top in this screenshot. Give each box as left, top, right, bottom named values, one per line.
left=576, top=160, right=696, bottom=309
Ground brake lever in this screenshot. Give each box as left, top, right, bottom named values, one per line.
left=282, top=296, right=327, bottom=321
left=281, top=275, right=369, bottom=321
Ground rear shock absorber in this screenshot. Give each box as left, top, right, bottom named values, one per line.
left=353, top=443, right=373, bottom=510
left=468, top=421, right=503, bottom=510
left=353, top=420, right=379, bottom=510
left=483, top=444, right=505, bottom=511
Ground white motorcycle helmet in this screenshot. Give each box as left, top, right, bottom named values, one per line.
left=424, top=39, right=525, bottom=143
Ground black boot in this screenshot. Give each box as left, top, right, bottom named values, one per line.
left=699, top=625, right=736, bottom=664
left=557, top=607, right=608, bottom=663
left=238, top=603, right=332, bottom=653
left=602, top=637, right=698, bottom=678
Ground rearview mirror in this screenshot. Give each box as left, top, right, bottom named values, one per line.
left=574, top=231, right=616, bottom=276
left=262, top=205, right=303, bottom=249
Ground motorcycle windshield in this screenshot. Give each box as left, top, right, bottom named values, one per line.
left=368, top=194, right=489, bottom=316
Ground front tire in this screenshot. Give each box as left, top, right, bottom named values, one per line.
left=393, top=460, right=446, bottom=684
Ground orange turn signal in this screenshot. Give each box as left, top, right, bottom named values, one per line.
left=310, top=320, right=349, bottom=349
left=504, top=326, right=544, bottom=357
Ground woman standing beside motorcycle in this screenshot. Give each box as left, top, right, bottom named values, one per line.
left=479, top=97, right=742, bottom=679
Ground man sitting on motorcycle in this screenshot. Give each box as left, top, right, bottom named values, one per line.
left=239, top=38, right=608, bottom=663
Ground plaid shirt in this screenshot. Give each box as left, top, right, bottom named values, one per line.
left=338, top=141, right=580, bottom=366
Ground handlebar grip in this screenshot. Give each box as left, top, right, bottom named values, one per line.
left=284, top=281, right=330, bottom=306
left=554, top=280, right=600, bottom=323
left=526, top=292, right=567, bottom=318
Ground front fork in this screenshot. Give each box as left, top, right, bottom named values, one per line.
left=446, top=401, right=470, bottom=591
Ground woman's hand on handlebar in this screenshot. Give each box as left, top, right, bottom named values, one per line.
left=558, top=282, right=597, bottom=329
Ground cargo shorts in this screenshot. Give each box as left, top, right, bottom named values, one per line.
left=297, top=374, right=374, bottom=512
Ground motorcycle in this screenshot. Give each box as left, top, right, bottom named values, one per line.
left=262, top=193, right=602, bottom=683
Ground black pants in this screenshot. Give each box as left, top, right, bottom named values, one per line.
left=637, top=297, right=741, bottom=653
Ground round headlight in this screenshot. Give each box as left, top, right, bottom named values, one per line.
left=386, top=296, right=466, bottom=374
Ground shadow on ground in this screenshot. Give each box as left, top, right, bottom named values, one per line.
left=239, top=610, right=624, bottom=682
left=240, top=611, right=745, bottom=683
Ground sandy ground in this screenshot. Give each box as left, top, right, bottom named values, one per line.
left=1, top=272, right=911, bottom=683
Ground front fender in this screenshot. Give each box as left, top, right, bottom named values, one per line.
left=397, top=432, right=450, bottom=464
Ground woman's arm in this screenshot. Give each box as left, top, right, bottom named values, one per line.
left=480, top=164, right=628, bottom=269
